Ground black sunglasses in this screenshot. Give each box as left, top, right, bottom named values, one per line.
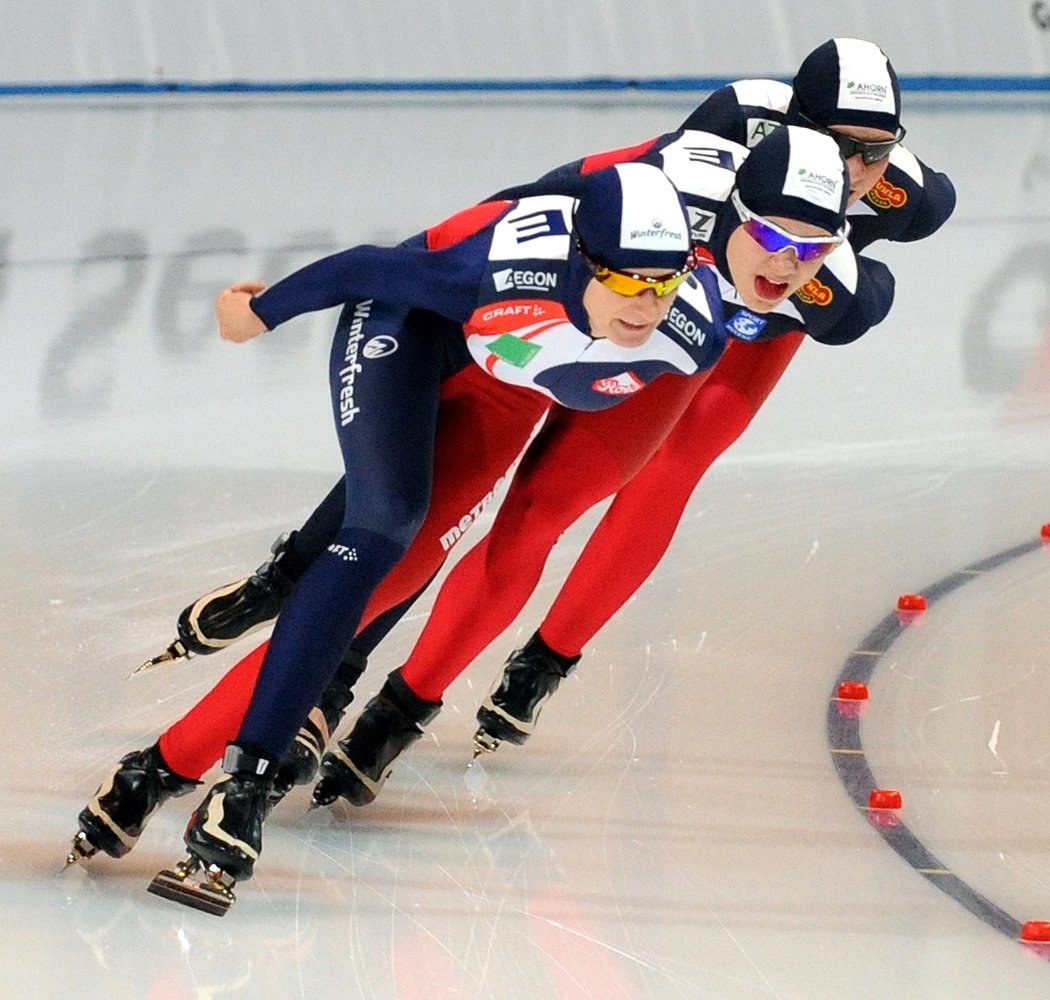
left=799, top=113, right=906, bottom=165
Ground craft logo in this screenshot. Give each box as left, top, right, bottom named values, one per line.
left=795, top=277, right=833, bottom=306
left=726, top=309, right=768, bottom=340
left=493, top=267, right=559, bottom=292
left=479, top=302, right=548, bottom=324
left=865, top=176, right=908, bottom=210
left=593, top=372, right=644, bottom=396
left=362, top=335, right=398, bottom=359
left=327, top=543, right=358, bottom=562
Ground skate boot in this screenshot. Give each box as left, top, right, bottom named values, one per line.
left=148, top=744, right=276, bottom=916
left=268, top=650, right=368, bottom=808
left=473, top=632, right=580, bottom=755
left=137, top=533, right=298, bottom=672
left=65, top=744, right=200, bottom=867
left=312, top=670, right=440, bottom=808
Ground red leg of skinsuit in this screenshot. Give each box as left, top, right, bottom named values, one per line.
left=398, top=371, right=708, bottom=702
left=160, top=365, right=550, bottom=779
left=396, top=333, right=803, bottom=706
left=539, top=332, right=805, bottom=656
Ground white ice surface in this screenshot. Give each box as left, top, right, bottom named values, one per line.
left=3, top=92, right=1050, bottom=999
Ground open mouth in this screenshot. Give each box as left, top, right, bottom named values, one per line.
left=754, top=275, right=789, bottom=302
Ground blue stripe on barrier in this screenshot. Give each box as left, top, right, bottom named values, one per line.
left=0, top=76, right=1048, bottom=98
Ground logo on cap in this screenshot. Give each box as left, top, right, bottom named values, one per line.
left=796, top=167, right=841, bottom=201
left=847, top=80, right=889, bottom=99
left=629, top=218, right=685, bottom=242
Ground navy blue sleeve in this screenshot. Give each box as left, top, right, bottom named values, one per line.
left=893, top=162, right=957, bottom=243
left=248, top=232, right=490, bottom=330
left=805, top=255, right=896, bottom=346
left=678, top=86, right=749, bottom=145
left=487, top=162, right=587, bottom=202
left=848, top=153, right=957, bottom=252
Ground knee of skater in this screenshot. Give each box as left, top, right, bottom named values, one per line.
left=501, top=480, right=599, bottom=537
left=373, top=501, right=430, bottom=553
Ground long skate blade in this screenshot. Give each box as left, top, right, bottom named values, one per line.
left=62, top=831, right=97, bottom=871
left=147, top=867, right=234, bottom=917
left=131, top=640, right=190, bottom=677
left=472, top=728, right=501, bottom=758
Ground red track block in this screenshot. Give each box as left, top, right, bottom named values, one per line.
left=1041, top=524, right=1050, bottom=540
left=897, top=594, right=927, bottom=613
left=1021, top=921, right=1050, bottom=943
left=868, top=788, right=902, bottom=810
left=837, top=681, right=869, bottom=701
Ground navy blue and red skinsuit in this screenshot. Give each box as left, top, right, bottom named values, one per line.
left=218, top=183, right=726, bottom=761
left=157, top=99, right=953, bottom=778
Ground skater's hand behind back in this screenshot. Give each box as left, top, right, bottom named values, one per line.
left=217, top=282, right=268, bottom=342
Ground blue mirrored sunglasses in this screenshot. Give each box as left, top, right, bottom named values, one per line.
left=731, top=191, right=845, bottom=262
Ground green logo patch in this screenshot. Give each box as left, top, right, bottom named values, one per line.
left=487, top=334, right=541, bottom=368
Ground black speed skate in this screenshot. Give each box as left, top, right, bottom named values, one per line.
left=149, top=744, right=276, bottom=916
left=65, top=744, right=199, bottom=867
left=268, top=650, right=368, bottom=807
left=312, top=671, right=440, bottom=808
left=473, top=632, right=580, bottom=755
left=137, top=533, right=297, bottom=673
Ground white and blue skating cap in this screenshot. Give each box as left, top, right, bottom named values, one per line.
left=734, top=125, right=849, bottom=234
left=791, top=37, right=902, bottom=135
left=573, top=162, right=692, bottom=272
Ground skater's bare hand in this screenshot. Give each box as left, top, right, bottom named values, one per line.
left=216, top=282, right=268, bottom=342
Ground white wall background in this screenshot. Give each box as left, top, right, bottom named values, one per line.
left=2, top=1, right=1049, bottom=86
left=3, top=8, right=1049, bottom=476
left=3, top=93, right=1049, bottom=476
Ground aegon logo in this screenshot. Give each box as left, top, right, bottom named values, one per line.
left=666, top=306, right=707, bottom=345
left=493, top=267, right=559, bottom=292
